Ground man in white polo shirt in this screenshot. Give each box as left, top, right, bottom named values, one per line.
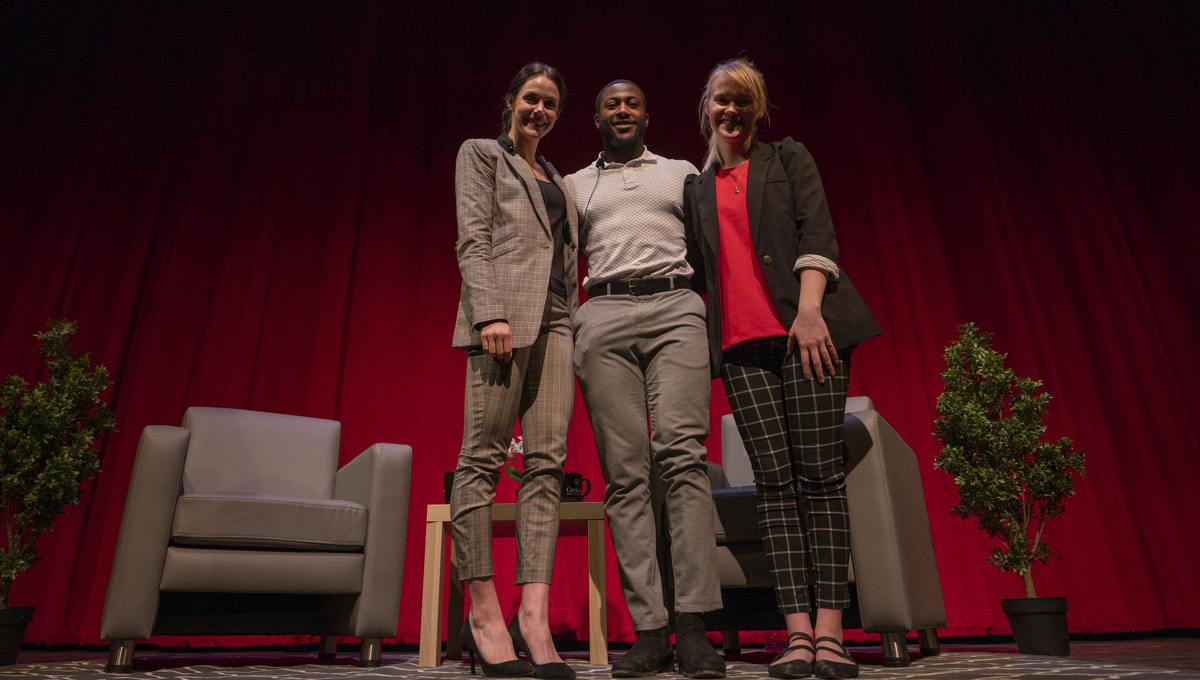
left=565, top=80, right=724, bottom=679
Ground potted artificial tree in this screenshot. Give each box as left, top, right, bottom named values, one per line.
left=933, top=323, right=1086, bottom=656
left=0, top=320, right=115, bottom=665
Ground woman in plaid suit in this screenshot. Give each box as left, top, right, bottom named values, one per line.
left=684, top=59, right=881, bottom=680
left=450, top=63, right=579, bottom=679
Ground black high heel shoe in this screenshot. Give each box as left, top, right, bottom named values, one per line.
left=461, top=619, right=534, bottom=677
left=508, top=615, right=576, bottom=680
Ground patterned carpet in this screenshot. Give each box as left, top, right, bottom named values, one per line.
left=3, top=650, right=1199, bottom=680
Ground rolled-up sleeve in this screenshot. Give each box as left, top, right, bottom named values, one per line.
left=793, top=253, right=840, bottom=281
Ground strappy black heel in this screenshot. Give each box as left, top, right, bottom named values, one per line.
left=768, top=631, right=815, bottom=679
left=812, top=636, right=858, bottom=679
left=461, top=619, right=534, bottom=677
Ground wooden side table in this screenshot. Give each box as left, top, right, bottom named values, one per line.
left=418, top=502, right=608, bottom=667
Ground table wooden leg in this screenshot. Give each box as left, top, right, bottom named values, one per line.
left=418, top=519, right=447, bottom=666
left=587, top=517, right=608, bottom=665
left=447, top=529, right=463, bottom=660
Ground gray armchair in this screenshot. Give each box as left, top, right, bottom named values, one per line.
left=706, top=397, right=945, bottom=667
left=100, top=407, right=412, bottom=672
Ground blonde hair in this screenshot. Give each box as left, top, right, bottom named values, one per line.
left=698, top=58, right=769, bottom=169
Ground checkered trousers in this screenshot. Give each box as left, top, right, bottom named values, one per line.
left=450, top=291, right=574, bottom=585
left=719, top=336, right=852, bottom=612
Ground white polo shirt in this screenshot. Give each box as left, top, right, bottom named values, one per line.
left=564, top=147, right=699, bottom=291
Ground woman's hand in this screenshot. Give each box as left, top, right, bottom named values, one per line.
left=787, top=306, right=837, bottom=383
left=480, top=320, right=513, bottom=363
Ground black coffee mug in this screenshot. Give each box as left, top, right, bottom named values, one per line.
left=563, top=472, right=591, bottom=503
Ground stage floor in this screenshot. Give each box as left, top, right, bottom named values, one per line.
left=6, top=637, right=1200, bottom=679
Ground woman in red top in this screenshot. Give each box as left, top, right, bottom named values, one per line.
left=684, top=58, right=881, bottom=680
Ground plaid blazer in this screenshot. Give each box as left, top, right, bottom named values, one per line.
left=452, top=135, right=579, bottom=350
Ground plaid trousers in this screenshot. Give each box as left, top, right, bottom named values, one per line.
left=450, top=291, right=574, bottom=584
left=720, top=336, right=853, bottom=612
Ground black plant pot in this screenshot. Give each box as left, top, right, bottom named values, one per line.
left=1001, top=596, right=1069, bottom=656
left=0, top=607, right=34, bottom=666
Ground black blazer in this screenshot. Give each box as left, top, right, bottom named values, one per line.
left=684, top=137, right=881, bottom=376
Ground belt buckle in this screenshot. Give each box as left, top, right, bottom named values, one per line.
left=627, top=280, right=638, bottom=296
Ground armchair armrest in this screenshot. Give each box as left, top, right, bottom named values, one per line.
left=843, top=411, right=946, bottom=632
left=100, top=425, right=190, bottom=640
left=334, top=443, right=413, bottom=637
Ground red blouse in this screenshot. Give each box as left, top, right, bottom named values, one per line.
left=716, top=162, right=786, bottom=350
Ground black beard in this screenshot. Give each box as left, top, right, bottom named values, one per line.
left=599, top=118, right=647, bottom=152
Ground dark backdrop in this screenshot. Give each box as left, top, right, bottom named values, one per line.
left=2, top=0, right=1198, bottom=647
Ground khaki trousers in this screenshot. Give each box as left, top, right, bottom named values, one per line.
left=573, top=288, right=722, bottom=630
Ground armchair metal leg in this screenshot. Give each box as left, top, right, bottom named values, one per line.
left=917, top=628, right=941, bottom=656
left=318, top=635, right=338, bottom=660
left=880, top=632, right=910, bottom=667
left=359, top=637, right=382, bottom=667
left=105, top=640, right=136, bottom=673
left=722, top=629, right=741, bottom=655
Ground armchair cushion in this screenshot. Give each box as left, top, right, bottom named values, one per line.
left=171, top=493, right=367, bottom=551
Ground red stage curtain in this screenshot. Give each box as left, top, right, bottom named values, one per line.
left=1, top=1, right=1197, bottom=646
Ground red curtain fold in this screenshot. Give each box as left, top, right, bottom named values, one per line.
left=1, top=0, right=1197, bottom=646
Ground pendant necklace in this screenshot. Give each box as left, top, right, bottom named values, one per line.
left=523, top=155, right=542, bottom=180
left=726, top=160, right=748, bottom=194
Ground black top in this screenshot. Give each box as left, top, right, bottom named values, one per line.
left=537, top=178, right=568, bottom=299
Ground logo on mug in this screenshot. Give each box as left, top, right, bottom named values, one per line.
left=563, top=472, right=591, bottom=503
